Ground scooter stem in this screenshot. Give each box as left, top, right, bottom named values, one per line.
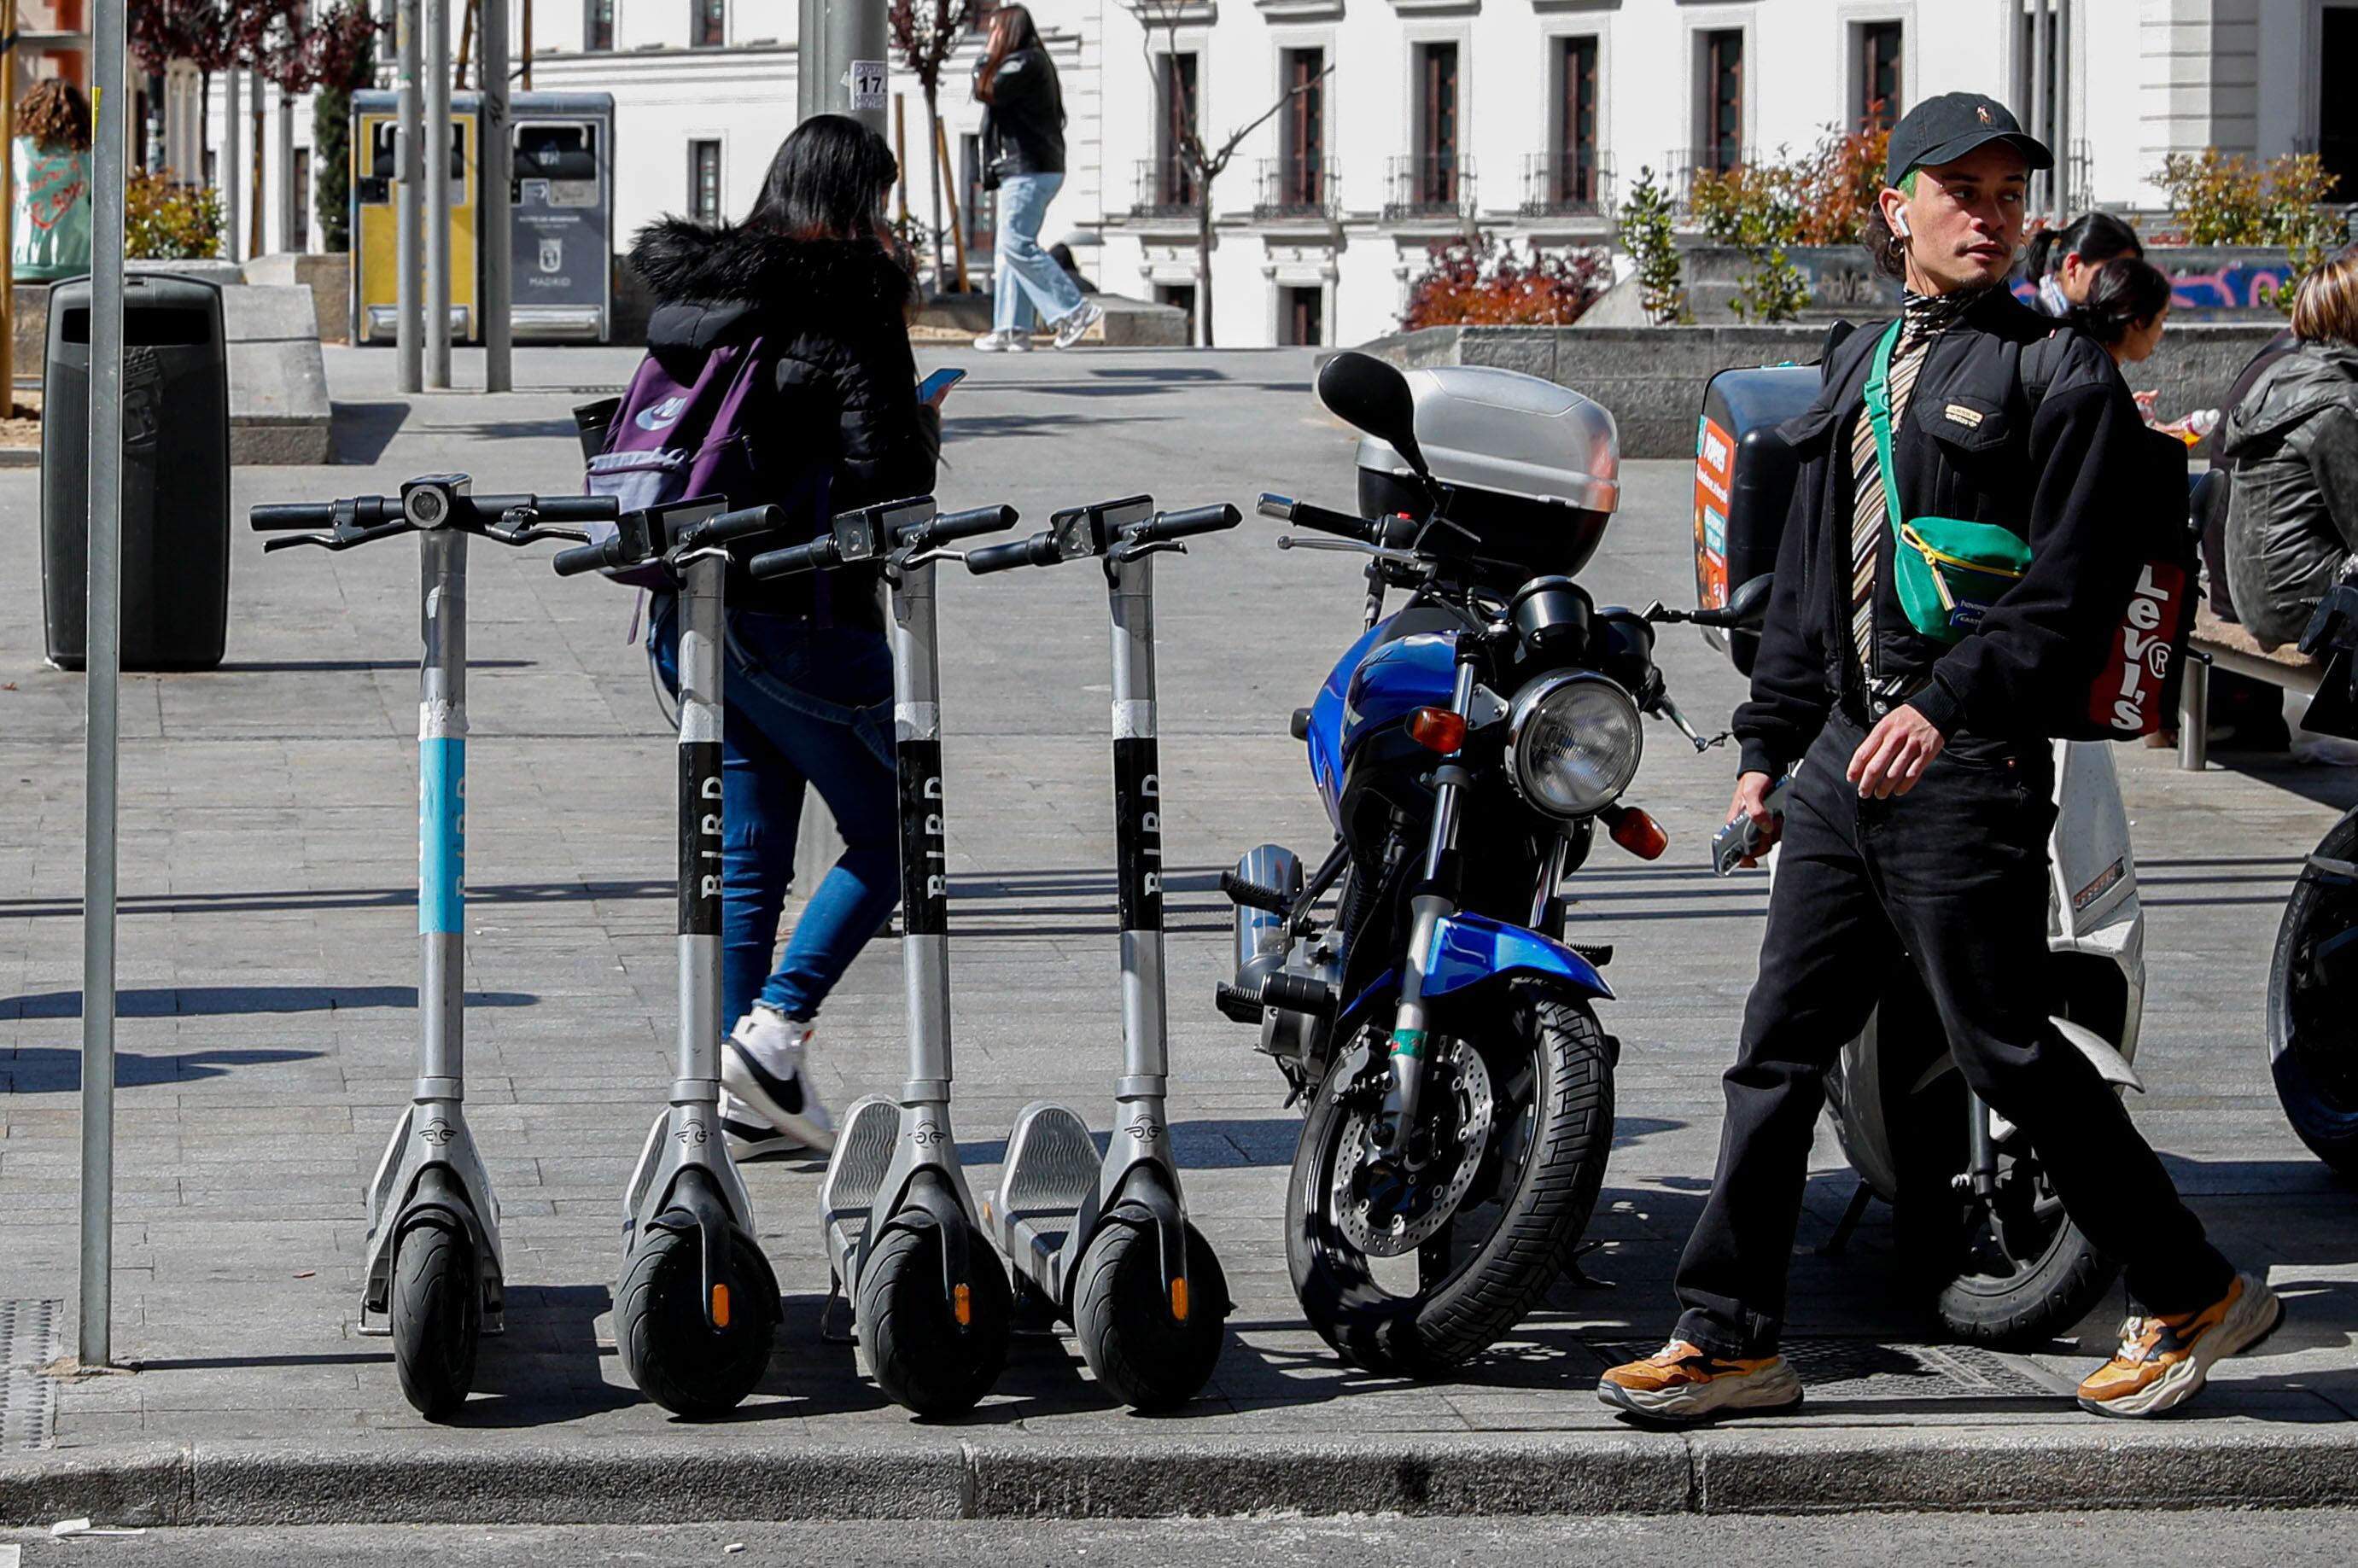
left=675, top=551, right=727, bottom=1098
left=1108, top=549, right=1170, bottom=1094
left=418, top=526, right=467, bottom=1097
left=892, top=551, right=954, bottom=1102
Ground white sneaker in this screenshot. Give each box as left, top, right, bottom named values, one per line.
left=720, top=1090, right=824, bottom=1163
left=1052, top=301, right=1105, bottom=349
left=972, top=329, right=1032, bottom=353
left=721, top=1006, right=838, bottom=1154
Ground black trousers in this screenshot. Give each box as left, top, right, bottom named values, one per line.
left=1672, top=713, right=2233, bottom=1357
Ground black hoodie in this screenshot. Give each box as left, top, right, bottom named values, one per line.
left=627, top=217, right=938, bottom=625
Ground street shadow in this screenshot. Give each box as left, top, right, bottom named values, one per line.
left=0, top=985, right=537, bottom=1019
left=0, top=882, right=668, bottom=919
left=2, top=1046, right=322, bottom=1091
left=1612, top=1116, right=1685, bottom=1151
left=2202, top=750, right=2358, bottom=814
left=419, top=417, right=585, bottom=442
left=945, top=411, right=1154, bottom=440
left=331, top=401, right=409, bottom=464
left=457, top=1283, right=640, bottom=1425
left=209, top=659, right=536, bottom=673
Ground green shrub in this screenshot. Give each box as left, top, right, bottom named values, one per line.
left=126, top=174, right=223, bottom=260
left=1619, top=167, right=1686, bottom=324
left=2157, top=149, right=2344, bottom=314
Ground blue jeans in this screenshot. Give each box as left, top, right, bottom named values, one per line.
left=650, top=598, right=900, bottom=1029
left=992, top=172, right=1084, bottom=333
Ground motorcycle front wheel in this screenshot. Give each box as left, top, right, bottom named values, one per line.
left=1285, top=988, right=1612, bottom=1376
left=2268, top=809, right=2358, bottom=1175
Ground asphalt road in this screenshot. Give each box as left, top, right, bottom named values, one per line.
left=9, top=1509, right=2358, bottom=1567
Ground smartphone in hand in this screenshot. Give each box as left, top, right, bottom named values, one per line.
left=918, top=367, right=967, bottom=406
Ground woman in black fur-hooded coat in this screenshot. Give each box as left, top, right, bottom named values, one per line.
left=630, top=115, right=943, bottom=1162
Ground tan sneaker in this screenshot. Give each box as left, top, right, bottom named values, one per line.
left=2077, top=1272, right=2283, bottom=1418
left=1596, top=1340, right=1803, bottom=1423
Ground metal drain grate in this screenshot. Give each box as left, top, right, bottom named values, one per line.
left=0, top=1300, right=60, bottom=1449
left=1590, top=1336, right=2062, bottom=1402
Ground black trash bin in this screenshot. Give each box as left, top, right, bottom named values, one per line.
left=40, top=272, right=231, bottom=671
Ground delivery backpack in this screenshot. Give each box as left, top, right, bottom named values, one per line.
left=578, top=333, right=827, bottom=592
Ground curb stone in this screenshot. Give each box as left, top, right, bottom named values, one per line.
left=8, top=1426, right=2358, bottom=1525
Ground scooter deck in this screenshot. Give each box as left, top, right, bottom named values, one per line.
left=989, top=1102, right=1100, bottom=1304
left=819, top=1095, right=902, bottom=1279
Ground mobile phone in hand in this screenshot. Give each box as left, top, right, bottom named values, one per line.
left=918, top=367, right=967, bottom=405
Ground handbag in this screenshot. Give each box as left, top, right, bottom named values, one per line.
left=1864, top=319, right=2032, bottom=644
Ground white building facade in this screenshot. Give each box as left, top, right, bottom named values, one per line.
left=213, top=0, right=2349, bottom=347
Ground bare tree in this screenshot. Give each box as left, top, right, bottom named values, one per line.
left=890, top=0, right=980, bottom=290
left=1135, top=0, right=1329, bottom=347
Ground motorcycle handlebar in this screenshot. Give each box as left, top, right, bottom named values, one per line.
left=965, top=531, right=1063, bottom=575
left=1141, top=502, right=1242, bottom=543
left=929, top=504, right=1021, bottom=544
left=747, top=536, right=842, bottom=580
left=1258, top=493, right=1380, bottom=545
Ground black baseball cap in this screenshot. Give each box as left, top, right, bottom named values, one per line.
left=1883, top=92, right=2053, bottom=185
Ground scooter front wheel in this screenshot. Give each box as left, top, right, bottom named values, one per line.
left=1071, top=1215, right=1229, bottom=1412
left=855, top=1220, right=1011, bottom=1416
left=389, top=1216, right=482, bottom=1420
left=615, top=1224, right=780, bottom=1417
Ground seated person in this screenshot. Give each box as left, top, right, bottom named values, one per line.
left=2223, top=252, right=2358, bottom=650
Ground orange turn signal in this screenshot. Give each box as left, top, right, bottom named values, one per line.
left=1608, top=807, right=1668, bottom=862
left=1170, top=1275, right=1191, bottom=1323
left=710, top=1283, right=732, bottom=1328
left=953, top=1281, right=973, bottom=1326
left=1407, top=707, right=1468, bottom=755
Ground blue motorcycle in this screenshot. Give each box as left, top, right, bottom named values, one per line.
left=1221, top=353, right=1757, bottom=1373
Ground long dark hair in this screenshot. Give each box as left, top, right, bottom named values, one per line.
left=744, top=114, right=897, bottom=243
left=977, top=3, right=1057, bottom=111
left=2026, top=209, right=2143, bottom=284
left=2070, top=256, right=2173, bottom=346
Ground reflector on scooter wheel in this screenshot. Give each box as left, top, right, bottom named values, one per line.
left=954, top=1281, right=972, bottom=1327
left=1409, top=707, right=1468, bottom=754
left=710, top=1283, right=731, bottom=1328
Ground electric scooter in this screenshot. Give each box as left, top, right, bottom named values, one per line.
left=747, top=495, right=1020, bottom=1416
left=250, top=475, right=616, bottom=1419
left=552, top=495, right=799, bottom=1416
left=963, top=495, right=1241, bottom=1410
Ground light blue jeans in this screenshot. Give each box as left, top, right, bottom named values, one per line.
left=992, top=172, right=1085, bottom=334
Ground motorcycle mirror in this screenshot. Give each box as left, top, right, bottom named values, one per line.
left=1317, top=351, right=1429, bottom=480
left=1689, top=574, right=1775, bottom=632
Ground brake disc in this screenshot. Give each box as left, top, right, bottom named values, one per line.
left=1331, top=1038, right=1496, bottom=1257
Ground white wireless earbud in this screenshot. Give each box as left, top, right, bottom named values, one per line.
left=1894, top=208, right=1911, bottom=238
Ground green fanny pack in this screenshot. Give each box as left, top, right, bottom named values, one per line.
left=1865, top=319, right=2031, bottom=644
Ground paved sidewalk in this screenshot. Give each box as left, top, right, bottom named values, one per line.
left=3, top=347, right=2355, bottom=1522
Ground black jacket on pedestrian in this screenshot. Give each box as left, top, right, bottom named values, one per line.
left=627, top=218, right=938, bottom=627
left=977, top=47, right=1065, bottom=183
left=2219, top=338, right=2358, bottom=647
left=1733, top=287, right=2147, bottom=780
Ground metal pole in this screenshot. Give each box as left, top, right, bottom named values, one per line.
left=424, top=0, right=452, bottom=388
left=2052, top=0, right=2072, bottom=224
left=224, top=65, right=241, bottom=262
left=482, top=0, right=511, bottom=392
left=2028, top=0, right=2051, bottom=220
left=277, top=89, right=296, bottom=254
left=397, top=0, right=423, bottom=391
left=80, top=0, right=128, bottom=1372
left=797, top=0, right=888, bottom=136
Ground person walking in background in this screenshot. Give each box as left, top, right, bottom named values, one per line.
left=2025, top=209, right=2143, bottom=317
left=12, top=79, right=90, bottom=283
left=626, top=115, right=945, bottom=1159
left=970, top=3, right=1102, bottom=353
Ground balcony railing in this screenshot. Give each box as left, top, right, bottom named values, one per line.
left=1382, top=154, right=1474, bottom=225
left=1131, top=156, right=1199, bottom=220
left=1519, top=152, right=1614, bottom=219
left=1253, top=155, right=1340, bottom=222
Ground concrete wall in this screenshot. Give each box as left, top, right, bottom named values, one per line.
left=1366, top=321, right=2287, bottom=461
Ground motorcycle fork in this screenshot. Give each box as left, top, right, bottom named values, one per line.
left=1378, top=659, right=1479, bottom=1162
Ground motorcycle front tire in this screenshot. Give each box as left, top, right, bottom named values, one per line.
left=2268, top=809, right=2358, bottom=1174
left=1286, top=990, right=1613, bottom=1377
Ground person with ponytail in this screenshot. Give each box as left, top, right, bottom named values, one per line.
left=2069, top=255, right=2173, bottom=368
left=970, top=4, right=1102, bottom=351
left=2026, top=209, right=2144, bottom=317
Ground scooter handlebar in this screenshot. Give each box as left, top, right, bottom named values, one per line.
left=251, top=498, right=399, bottom=531
left=685, top=504, right=789, bottom=551
left=551, top=539, right=618, bottom=577
left=747, top=535, right=842, bottom=580
left=929, top=504, right=1021, bottom=544
left=965, top=531, right=1062, bottom=575
left=470, top=493, right=621, bottom=524
left=1141, top=502, right=1242, bottom=542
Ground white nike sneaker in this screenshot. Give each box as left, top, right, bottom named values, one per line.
left=720, top=1090, right=824, bottom=1163
left=721, top=1006, right=838, bottom=1154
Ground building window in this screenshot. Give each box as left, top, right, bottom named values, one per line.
left=1157, top=52, right=1199, bottom=206
left=585, top=0, right=614, bottom=52
left=1156, top=282, right=1196, bottom=319
left=293, top=147, right=311, bottom=251
left=692, top=0, right=724, bottom=48
left=1279, top=47, right=1325, bottom=207
left=1859, top=20, right=1902, bottom=130
left=1556, top=35, right=1598, bottom=206
left=1279, top=284, right=1323, bottom=347
left=1415, top=41, right=1459, bottom=204
left=1701, top=29, right=1742, bottom=172
left=689, top=139, right=722, bottom=223
left=2324, top=7, right=2358, bottom=195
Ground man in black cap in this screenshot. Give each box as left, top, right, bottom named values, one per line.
left=1598, top=92, right=2279, bottom=1421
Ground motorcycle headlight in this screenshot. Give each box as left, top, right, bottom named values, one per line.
left=1509, top=672, right=1643, bottom=818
